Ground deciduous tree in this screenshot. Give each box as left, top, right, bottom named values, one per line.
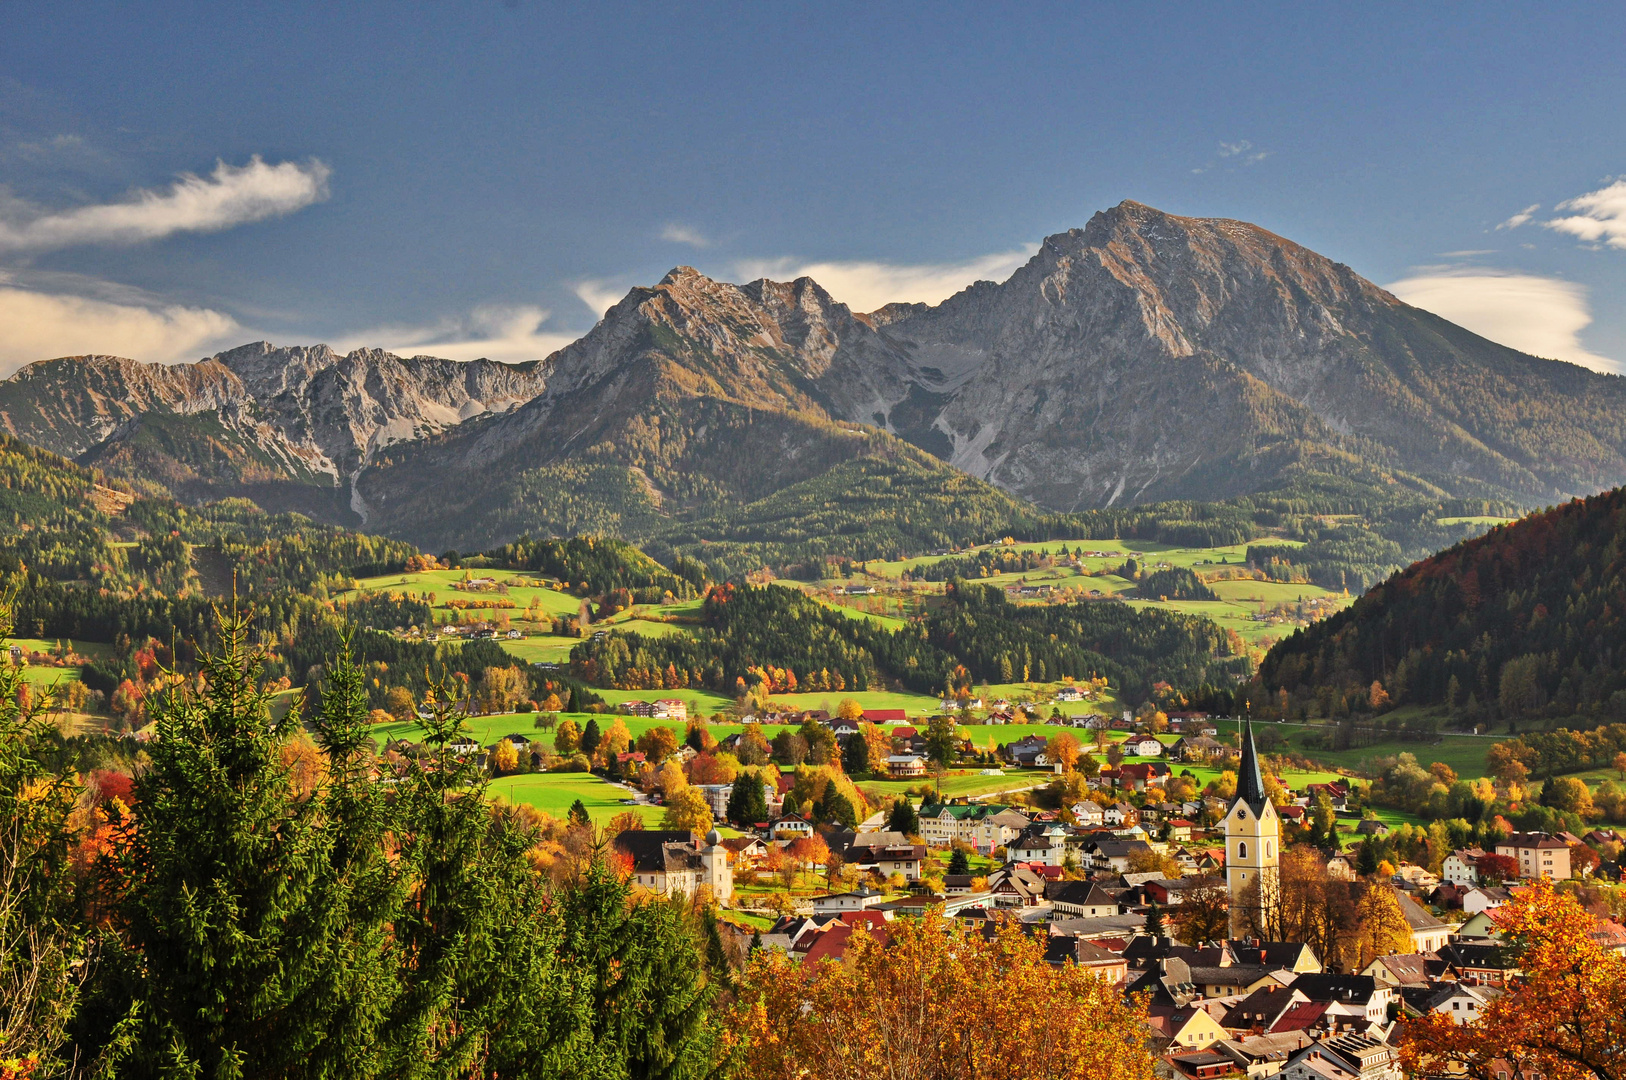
left=730, top=913, right=1157, bottom=1080
left=1402, top=882, right=1626, bottom=1080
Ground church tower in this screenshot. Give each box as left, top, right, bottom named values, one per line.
left=1224, top=718, right=1279, bottom=939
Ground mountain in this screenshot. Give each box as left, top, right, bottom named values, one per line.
left=4, top=199, right=1625, bottom=559
left=0, top=343, right=549, bottom=519
left=873, top=200, right=1626, bottom=509
left=1254, top=486, right=1626, bottom=728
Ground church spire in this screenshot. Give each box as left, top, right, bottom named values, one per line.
left=1236, top=716, right=1268, bottom=813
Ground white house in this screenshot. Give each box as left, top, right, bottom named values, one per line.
left=1129, top=736, right=1165, bottom=757
left=1461, top=885, right=1514, bottom=916
left=1442, top=849, right=1485, bottom=886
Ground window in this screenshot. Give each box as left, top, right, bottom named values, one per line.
left=1238, top=841, right=1248, bottom=859
left=1265, top=840, right=1274, bottom=858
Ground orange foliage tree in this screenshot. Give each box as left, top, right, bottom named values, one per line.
left=729, top=913, right=1156, bottom=1080
left=1401, top=881, right=1626, bottom=1080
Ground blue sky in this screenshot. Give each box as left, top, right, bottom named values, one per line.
left=2, top=2, right=1624, bottom=372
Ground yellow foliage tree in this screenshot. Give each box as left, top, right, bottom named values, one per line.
left=729, top=913, right=1157, bottom=1080
left=1402, top=881, right=1626, bottom=1080
left=660, top=786, right=713, bottom=834
left=491, top=738, right=519, bottom=776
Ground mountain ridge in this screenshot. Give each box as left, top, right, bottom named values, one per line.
left=3, top=199, right=1624, bottom=554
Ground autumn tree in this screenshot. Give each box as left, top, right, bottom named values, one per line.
left=554, top=717, right=581, bottom=754
left=1402, top=881, right=1626, bottom=1080
left=1477, top=853, right=1519, bottom=883
left=1047, top=731, right=1082, bottom=773
left=1352, top=884, right=1414, bottom=969
left=836, top=698, right=864, bottom=722
left=1171, top=876, right=1229, bottom=946
left=491, top=737, right=519, bottom=775
left=730, top=913, right=1158, bottom=1080
left=635, top=725, right=679, bottom=763
left=661, top=787, right=713, bottom=834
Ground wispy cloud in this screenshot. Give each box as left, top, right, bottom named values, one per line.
left=573, top=279, right=632, bottom=320
left=329, top=303, right=576, bottom=363
left=659, top=222, right=710, bottom=248
left=733, top=245, right=1038, bottom=313
left=1497, top=203, right=1540, bottom=231
left=1195, top=140, right=1270, bottom=174
left=1438, top=249, right=1496, bottom=257
left=0, top=277, right=241, bottom=374
left=0, top=155, right=330, bottom=252
left=1386, top=267, right=1619, bottom=374
left=1544, top=178, right=1626, bottom=250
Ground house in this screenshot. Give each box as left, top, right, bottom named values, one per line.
left=1396, top=891, right=1451, bottom=954
left=1325, top=855, right=1356, bottom=881
left=887, top=754, right=927, bottom=777
left=1461, top=885, right=1514, bottom=915
left=825, top=717, right=860, bottom=737
left=1354, top=819, right=1390, bottom=838
left=770, top=814, right=814, bottom=840
left=1071, top=801, right=1106, bottom=827
left=1495, top=832, right=1572, bottom=880
left=719, top=836, right=767, bottom=863
left=1129, top=736, right=1165, bottom=757
left=1055, top=686, right=1088, bottom=702
left=1288, top=973, right=1393, bottom=1026
left=1284, top=1034, right=1401, bottom=1080
left=1454, top=910, right=1503, bottom=941
left=1442, top=848, right=1486, bottom=885
left=1116, top=761, right=1171, bottom=791
left=615, top=829, right=732, bottom=903
left=1171, top=735, right=1225, bottom=762
left=1361, top=953, right=1434, bottom=988
left=1104, top=802, right=1138, bottom=826
left=1047, top=880, right=1122, bottom=918
left=986, top=864, right=1051, bottom=906
left=1220, top=986, right=1313, bottom=1036
left=1438, top=941, right=1517, bottom=985
left=864, top=708, right=907, bottom=724
left=853, top=842, right=927, bottom=881
left=1084, top=838, right=1156, bottom=873
left=1042, top=936, right=1128, bottom=984
left=1412, top=982, right=1501, bottom=1025
left=811, top=886, right=888, bottom=914
left=1005, top=735, right=1050, bottom=768
left=916, top=803, right=1030, bottom=851
left=1167, top=819, right=1195, bottom=842
left=1146, top=1002, right=1232, bottom=1049
left=1007, top=830, right=1066, bottom=867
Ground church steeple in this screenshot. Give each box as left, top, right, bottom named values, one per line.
left=1236, top=716, right=1269, bottom=814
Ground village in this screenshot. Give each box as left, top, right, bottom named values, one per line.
left=365, top=686, right=1626, bottom=1073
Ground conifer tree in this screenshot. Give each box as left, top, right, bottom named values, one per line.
left=94, top=604, right=354, bottom=1077
left=725, top=771, right=768, bottom=826
left=841, top=732, right=869, bottom=776
left=1145, top=902, right=1166, bottom=937
left=888, top=797, right=920, bottom=836
left=948, top=848, right=971, bottom=876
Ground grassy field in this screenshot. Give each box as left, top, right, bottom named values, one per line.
left=1212, top=719, right=1493, bottom=782
left=486, top=772, right=663, bottom=825
left=856, top=769, right=1049, bottom=802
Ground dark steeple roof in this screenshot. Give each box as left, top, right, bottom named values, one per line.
left=1235, top=717, right=1269, bottom=814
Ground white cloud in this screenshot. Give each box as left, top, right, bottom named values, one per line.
left=329, top=303, right=576, bottom=363
left=1386, top=268, right=1619, bottom=374
left=659, top=222, right=710, bottom=247
left=1545, top=178, right=1626, bottom=250
left=1497, top=203, right=1540, bottom=231
left=0, top=283, right=240, bottom=374
left=0, top=155, right=330, bottom=252
left=1218, top=140, right=1252, bottom=158
left=732, top=245, right=1039, bottom=313
left=573, top=279, right=632, bottom=320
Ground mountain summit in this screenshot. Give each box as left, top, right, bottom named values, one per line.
left=872, top=200, right=1626, bottom=508
left=2, top=200, right=1623, bottom=550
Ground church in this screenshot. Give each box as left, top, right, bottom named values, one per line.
left=1223, top=718, right=1279, bottom=938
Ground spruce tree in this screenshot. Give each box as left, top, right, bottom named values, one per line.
left=841, top=732, right=869, bottom=776
left=726, top=770, right=768, bottom=826
left=948, top=848, right=971, bottom=876
left=93, top=605, right=351, bottom=1077
left=887, top=797, right=919, bottom=836
left=1145, top=902, right=1166, bottom=937
left=580, top=717, right=602, bottom=756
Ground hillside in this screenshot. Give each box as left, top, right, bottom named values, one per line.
left=1256, top=486, right=1626, bottom=731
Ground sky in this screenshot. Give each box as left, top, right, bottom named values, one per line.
left=1, top=3, right=1625, bottom=374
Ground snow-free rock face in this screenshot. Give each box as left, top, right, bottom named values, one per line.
left=0, top=344, right=551, bottom=508
left=874, top=200, right=1626, bottom=508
